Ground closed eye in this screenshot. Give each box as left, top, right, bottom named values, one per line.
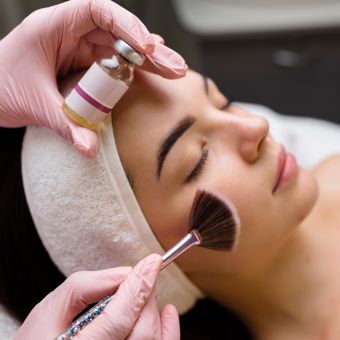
left=221, top=95, right=234, bottom=110
left=185, top=148, right=209, bottom=183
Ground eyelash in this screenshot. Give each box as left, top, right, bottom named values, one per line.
left=221, top=96, right=234, bottom=110
left=184, top=94, right=232, bottom=184
left=185, top=148, right=209, bottom=183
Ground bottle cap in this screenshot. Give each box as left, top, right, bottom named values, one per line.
left=114, top=39, right=145, bottom=66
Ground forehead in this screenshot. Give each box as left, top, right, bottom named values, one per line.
left=111, top=70, right=205, bottom=183
left=117, top=69, right=204, bottom=112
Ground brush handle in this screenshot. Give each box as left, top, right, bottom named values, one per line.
left=161, top=229, right=202, bottom=269
left=56, top=296, right=113, bottom=339
left=57, top=230, right=202, bottom=339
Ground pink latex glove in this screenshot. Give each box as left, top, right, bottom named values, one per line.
left=14, top=254, right=180, bottom=340
left=0, top=0, right=187, bottom=159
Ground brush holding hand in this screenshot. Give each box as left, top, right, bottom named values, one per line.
left=14, top=254, right=180, bottom=340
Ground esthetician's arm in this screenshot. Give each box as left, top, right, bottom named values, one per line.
left=0, top=0, right=187, bottom=159
left=14, top=254, right=180, bottom=340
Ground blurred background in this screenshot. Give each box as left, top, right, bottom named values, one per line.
left=1, top=0, right=340, bottom=123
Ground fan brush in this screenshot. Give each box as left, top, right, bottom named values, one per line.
left=58, top=189, right=240, bottom=339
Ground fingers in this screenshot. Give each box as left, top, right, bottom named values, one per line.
left=17, top=255, right=167, bottom=340
left=82, top=254, right=162, bottom=340
left=151, top=33, right=165, bottom=45
left=126, top=288, right=161, bottom=340
left=57, top=113, right=99, bottom=159
left=55, top=0, right=154, bottom=54
left=90, top=0, right=155, bottom=54
left=55, top=0, right=188, bottom=79
left=127, top=297, right=180, bottom=340
left=57, top=267, right=131, bottom=325
left=87, top=0, right=188, bottom=78
left=67, top=124, right=99, bottom=159
left=141, top=43, right=188, bottom=79
left=90, top=0, right=155, bottom=53
left=50, top=104, right=99, bottom=159
left=160, top=305, right=180, bottom=340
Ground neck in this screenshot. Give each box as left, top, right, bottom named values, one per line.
left=193, top=222, right=338, bottom=339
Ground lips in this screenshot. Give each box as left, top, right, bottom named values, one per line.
left=272, top=145, right=297, bottom=194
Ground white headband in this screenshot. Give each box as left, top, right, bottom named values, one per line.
left=21, top=117, right=203, bottom=314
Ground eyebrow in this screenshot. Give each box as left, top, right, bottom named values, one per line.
left=156, top=74, right=209, bottom=179
left=156, top=116, right=196, bottom=179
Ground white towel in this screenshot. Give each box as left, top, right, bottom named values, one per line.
left=0, top=305, right=20, bottom=339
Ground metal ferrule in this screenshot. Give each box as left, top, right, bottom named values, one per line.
left=161, top=229, right=202, bottom=270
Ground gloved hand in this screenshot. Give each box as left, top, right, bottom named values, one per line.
left=0, top=0, right=187, bottom=159
left=14, top=254, right=180, bottom=340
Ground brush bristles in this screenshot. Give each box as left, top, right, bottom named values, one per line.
left=189, top=190, right=240, bottom=251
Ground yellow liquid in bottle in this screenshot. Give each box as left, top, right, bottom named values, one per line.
left=62, top=102, right=98, bottom=131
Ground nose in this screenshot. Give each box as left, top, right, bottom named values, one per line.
left=207, top=111, right=269, bottom=163
left=237, top=114, right=269, bottom=163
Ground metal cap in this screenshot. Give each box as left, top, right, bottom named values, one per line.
left=113, top=39, right=145, bottom=66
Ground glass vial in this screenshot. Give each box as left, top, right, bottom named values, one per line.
left=63, top=39, right=145, bottom=130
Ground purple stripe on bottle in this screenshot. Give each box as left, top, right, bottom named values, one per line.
left=75, top=85, right=111, bottom=114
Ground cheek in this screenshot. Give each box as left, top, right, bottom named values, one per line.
left=206, top=154, right=269, bottom=235
left=203, top=158, right=286, bottom=267
left=232, top=168, right=318, bottom=268
left=140, top=190, right=193, bottom=252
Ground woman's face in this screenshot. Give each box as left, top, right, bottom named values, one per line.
left=112, top=70, right=318, bottom=279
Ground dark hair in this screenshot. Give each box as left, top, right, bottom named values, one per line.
left=0, top=127, right=253, bottom=339
left=0, top=127, right=65, bottom=322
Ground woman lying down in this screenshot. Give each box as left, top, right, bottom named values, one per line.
left=3, top=68, right=340, bottom=339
